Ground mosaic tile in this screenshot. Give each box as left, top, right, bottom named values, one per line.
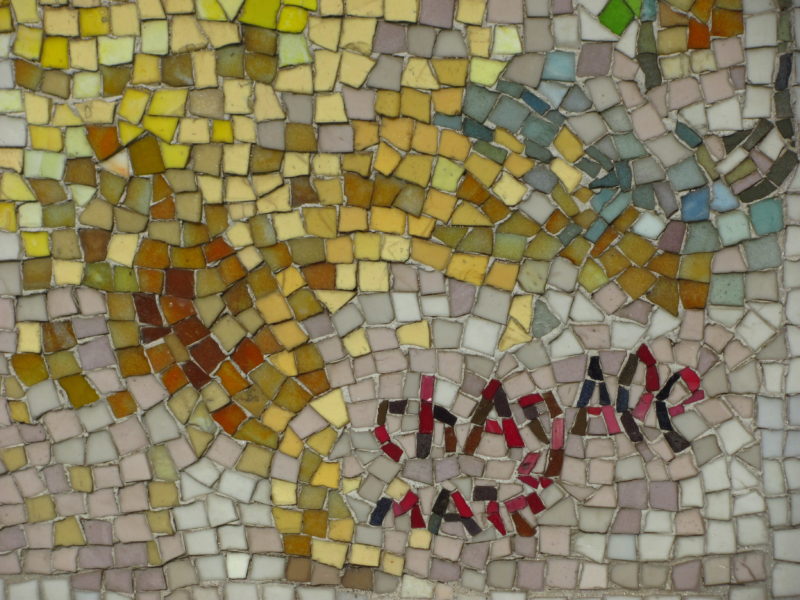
left=0, top=0, right=797, bottom=597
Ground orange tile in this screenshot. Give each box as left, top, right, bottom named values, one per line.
left=217, top=361, right=250, bottom=396
left=213, top=403, right=247, bottom=435
left=711, top=8, right=743, bottom=36
left=688, top=19, right=710, bottom=49
left=107, top=391, right=138, bottom=419
left=162, top=364, right=189, bottom=394
left=146, top=343, right=175, bottom=372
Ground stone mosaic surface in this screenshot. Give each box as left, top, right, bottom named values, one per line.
left=0, top=0, right=798, bottom=598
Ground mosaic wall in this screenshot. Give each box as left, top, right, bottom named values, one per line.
left=0, top=0, right=798, bottom=598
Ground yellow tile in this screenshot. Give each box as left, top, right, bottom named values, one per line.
left=465, top=153, right=502, bottom=187
left=310, top=461, right=339, bottom=488
left=13, top=26, right=43, bottom=60
left=383, top=553, right=405, bottom=576
left=54, top=517, right=86, bottom=547
left=159, top=140, right=191, bottom=166
left=467, top=27, right=491, bottom=57
left=353, top=232, right=381, bottom=260
left=457, top=0, right=486, bottom=24
left=279, top=427, right=304, bottom=457
left=26, top=495, right=56, bottom=523
left=504, top=153, right=535, bottom=177
left=106, top=233, right=139, bottom=266
left=411, top=123, right=439, bottom=155
left=271, top=480, right=297, bottom=505
left=312, top=539, right=348, bottom=568
left=12, top=0, right=40, bottom=24
left=1, top=446, right=26, bottom=471
left=170, top=15, right=210, bottom=53
left=177, top=118, right=209, bottom=144
left=132, top=54, right=161, bottom=85
left=400, top=88, right=431, bottom=123
left=554, top=127, right=584, bottom=162
left=273, top=507, right=303, bottom=533
left=340, top=16, right=376, bottom=53
left=325, top=236, right=354, bottom=263
left=375, top=90, right=401, bottom=117
left=345, top=0, right=382, bottom=16
left=385, top=0, right=417, bottom=20
left=498, top=319, right=532, bottom=351
left=283, top=153, right=311, bottom=178
left=371, top=207, right=406, bottom=234
left=149, top=89, right=188, bottom=117
left=110, top=4, right=140, bottom=36
left=373, top=142, right=402, bottom=176
left=0, top=7, right=11, bottom=31
left=306, top=427, right=337, bottom=455
left=381, top=117, right=414, bottom=150
left=312, top=154, right=341, bottom=176
left=328, top=518, right=354, bottom=541
left=80, top=7, right=110, bottom=36
left=142, top=115, right=179, bottom=142
left=273, top=211, right=307, bottom=239
left=469, top=57, right=506, bottom=85
left=410, top=239, right=451, bottom=270
left=423, top=190, right=457, bottom=221
left=409, top=528, right=431, bottom=548
left=223, top=80, right=252, bottom=115
left=432, top=58, right=468, bottom=87
left=0, top=203, right=17, bottom=232
left=551, top=158, right=583, bottom=192
left=22, top=232, right=50, bottom=257
left=446, top=253, right=489, bottom=285
left=69, top=39, right=98, bottom=71
left=339, top=206, right=368, bottom=232
left=395, top=155, right=433, bottom=187
left=439, top=130, right=471, bottom=161
left=336, top=263, right=357, bottom=289
left=308, top=16, right=341, bottom=50
left=41, top=36, right=69, bottom=69
left=313, top=49, right=340, bottom=91
left=408, top=214, right=435, bottom=238
left=308, top=389, right=348, bottom=428
left=320, top=0, right=344, bottom=14
left=350, top=543, right=381, bottom=566
left=304, top=207, right=338, bottom=239
left=401, top=58, right=440, bottom=90
left=493, top=172, right=527, bottom=206
left=385, top=479, right=409, bottom=499
left=578, top=259, right=608, bottom=292
left=432, top=157, right=465, bottom=193
left=275, top=64, right=314, bottom=94
left=509, top=295, right=533, bottom=332
left=277, top=5, right=308, bottom=32
left=358, top=261, right=389, bottom=291
left=493, top=25, right=522, bottom=55
left=432, top=88, right=463, bottom=116
left=380, top=234, right=410, bottom=262
left=397, top=321, right=430, bottom=347
left=262, top=404, right=294, bottom=433
left=339, top=51, right=375, bottom=87
left=148, top=482, right=179, bottom=508
left=485, top=261, right=519, bottom=291
left=255, top=293, right=293, bottom=324
left=343, top=328, right=370, bottom=356
left=315, top=93, right=347, bottom=123
left=353, top=121, right=379, bottom=150
left=495, top=129, right=524, bottom=153
left=29, top=126, right=62, bottom=152
left=271, top=320, right=308, bottom=349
